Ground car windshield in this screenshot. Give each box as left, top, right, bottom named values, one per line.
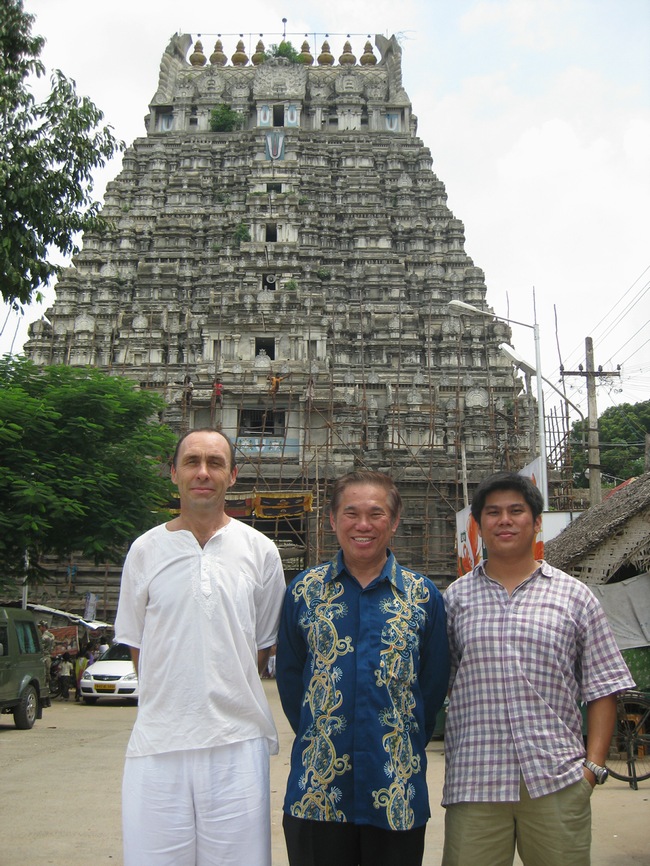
left=99, top=644, right=133, bottom=662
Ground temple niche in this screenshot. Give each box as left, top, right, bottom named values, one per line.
left=25, top=32, right=533, bottom=612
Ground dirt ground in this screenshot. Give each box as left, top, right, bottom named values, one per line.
left=0, top=683, right=647, bottom=866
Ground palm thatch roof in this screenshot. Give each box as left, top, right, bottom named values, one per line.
left=544, top=473, right=650, bottom=571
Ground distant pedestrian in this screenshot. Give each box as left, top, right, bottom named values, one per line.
left=38, top=620, right=54, bottom=682
left=75, top=652, right=90, bottom=702
left=59, top=652, right=73, bottom=701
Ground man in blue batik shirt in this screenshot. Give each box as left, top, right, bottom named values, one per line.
left=276, top=471, right=449, bottom=866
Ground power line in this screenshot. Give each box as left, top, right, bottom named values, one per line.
left=608, top=318, right=649, bottom=362
left=620, top=332, right=650, bottom=367
left=549, top=264, right=650, bottom=377
left=598, top=283, right=650, bottom=354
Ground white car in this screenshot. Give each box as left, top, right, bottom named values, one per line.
left=80, top=643, right=138, bottom=704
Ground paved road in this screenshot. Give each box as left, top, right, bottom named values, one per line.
left=0, top=684, right=647, bottom=865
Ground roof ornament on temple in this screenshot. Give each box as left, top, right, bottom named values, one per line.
left=231, top=39, right=248, bottom=66
left=360, top=40, right=377, bottom=66
left=251, top=40, right=265, bottom=66
left=189, top=39, right=206, bottom=67
left=298, top=40, right=314, bottom=66
left=210, top=39, right=227, bottom=66
left=339, top=40, right=356, bottom=66
left=317, top=40, right=334, bottom=66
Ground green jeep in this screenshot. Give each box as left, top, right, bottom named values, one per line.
left=0, top=607, right=51, bottom=729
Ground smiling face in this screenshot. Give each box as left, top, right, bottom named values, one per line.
left=330, top=483, right=399, bottom=581
left=478, top=489, right=542, bottom=562
left=170, top=430, right=237, bottom=515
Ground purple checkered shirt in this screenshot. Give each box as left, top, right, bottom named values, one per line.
left=442, top=561, right=634, bottom=805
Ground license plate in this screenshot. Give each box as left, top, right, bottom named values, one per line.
left=95, top=683, right=115, bottom=692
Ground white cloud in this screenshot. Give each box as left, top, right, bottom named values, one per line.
left=460, top=0, right=574, bottom=51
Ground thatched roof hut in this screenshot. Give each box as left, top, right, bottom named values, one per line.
left=544, top=473, right=650, bottom=584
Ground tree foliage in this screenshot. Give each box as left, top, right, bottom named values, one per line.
left=263, top=41, right=301, bottom=64
left=0, top=358, right=176, bottom=585
left=0, top=0, right=123, bottom=306
left=232, top=221, right=251, bottom=247
left=209, top=103, right=243, bottom=132
left=571, top=399, right=650, bottom=487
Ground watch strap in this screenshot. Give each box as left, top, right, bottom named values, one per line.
left=584, top=760, right=608, bottom=784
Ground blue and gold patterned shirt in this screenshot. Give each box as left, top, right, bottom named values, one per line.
left=276, top=550, right=449, bottom=831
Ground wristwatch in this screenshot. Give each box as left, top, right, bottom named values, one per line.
left=584, top=760, right=609, bottom=784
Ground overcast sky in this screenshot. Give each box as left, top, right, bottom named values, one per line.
left=3, top=0, right=649, bottom=427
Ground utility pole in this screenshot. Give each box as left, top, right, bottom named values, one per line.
left=561, top=337, right=620, bottom=507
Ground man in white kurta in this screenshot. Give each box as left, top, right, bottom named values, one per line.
left=115, top=428, right=285, bottom=866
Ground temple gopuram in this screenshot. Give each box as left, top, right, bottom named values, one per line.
left=24, top=33, right=538, bottom=616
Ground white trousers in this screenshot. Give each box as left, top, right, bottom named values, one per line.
left=122, top=738, right=271, bottom=866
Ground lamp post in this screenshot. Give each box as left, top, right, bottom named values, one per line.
left=448, top=300, right=549, bottom=511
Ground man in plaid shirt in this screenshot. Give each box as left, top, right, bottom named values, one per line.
left=442, top=472, right=634, bottom=866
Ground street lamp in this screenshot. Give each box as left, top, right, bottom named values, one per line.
left=448, top=299, right=549, bottom=511
left=499, top=344, right=586, bottom=425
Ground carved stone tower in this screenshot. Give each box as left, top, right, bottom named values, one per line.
left=25, top=34, right=532, bottom=591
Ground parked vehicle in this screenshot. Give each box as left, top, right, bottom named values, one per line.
left=0, top=607, right=50, bottom=729
left=80, top=643, right=138, bottom=703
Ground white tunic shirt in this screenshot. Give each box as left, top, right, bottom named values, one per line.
left=115, top=519, right=285, bottom=758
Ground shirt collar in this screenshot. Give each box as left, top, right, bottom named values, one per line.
left=473, top=558, right=553, bottom=582
left=331, top=549, right=406, bottom=592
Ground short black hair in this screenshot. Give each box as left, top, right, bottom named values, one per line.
left=172, top=428, right=236, bottom=472
left=471, top=471, right=544, bottom=525
left=330, top=471, right=402, bottom=522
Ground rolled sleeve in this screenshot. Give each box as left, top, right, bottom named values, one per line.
left=578, top=593, right=635, bottom=701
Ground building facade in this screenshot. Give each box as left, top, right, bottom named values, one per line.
left=25, top=33, right=533, bottom=608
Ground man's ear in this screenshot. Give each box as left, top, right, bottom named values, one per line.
left=228, top=466, right=238, bottom=488
left=171, top=465, right=178, bottom=485
left=330, top=509, right=337, bottom=532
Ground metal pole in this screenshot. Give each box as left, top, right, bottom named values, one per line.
left=533, top=323, right=549, bottom=510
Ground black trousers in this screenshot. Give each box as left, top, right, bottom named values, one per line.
left=283, top=813, right=427, bottom=866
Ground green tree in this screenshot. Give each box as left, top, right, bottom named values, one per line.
left=0, top=0, right=123, bottom=307
left=263, top=41, right=301, bottom=64
left=209, top=103, right=243, bottom=132
left=232, top=221, right=251, bottom=248
left=571, top=399, right=650, bottom=487
left=0, top=358, right=176, bottom=585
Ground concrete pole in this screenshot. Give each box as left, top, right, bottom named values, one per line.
left=585, top=337, right=602, bottom=506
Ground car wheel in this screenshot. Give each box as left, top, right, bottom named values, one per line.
left=14, top=685, right=38, bottom=729
left=82, top=697, right=98, bottom=705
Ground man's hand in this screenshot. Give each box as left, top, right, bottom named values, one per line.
left=585, top=693, right=617, bottom=787
left=257, top=647, right=271, bottom=676
left=129, top=646, right=140, bottom=677
left=583, top=765, right=596, bottom=788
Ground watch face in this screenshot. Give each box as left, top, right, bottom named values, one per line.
left=586, top=761, right=608, bottom=783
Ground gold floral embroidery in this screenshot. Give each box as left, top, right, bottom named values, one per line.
left=372, top=569, right=429, bottom=830
left=290, top=563, right=354, bottom=821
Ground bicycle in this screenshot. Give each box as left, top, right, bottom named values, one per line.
left=606, top=689, right=650, bottom=790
